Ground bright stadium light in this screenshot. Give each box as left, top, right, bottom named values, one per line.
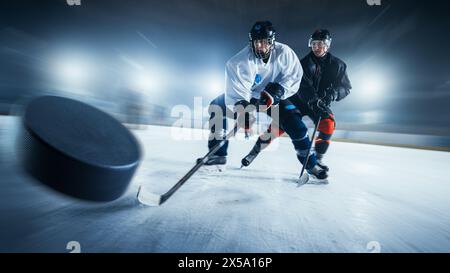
left=134, top=72, right=156, bottom=91
left=52, top=55, right=93, bottom=88
left=362, top=73, right=385, bottom=100
left=205, top=73, right=224, bottom=95
left=190, top=71, right=224, bottom=96
left=119, top=55, right=167, bottom=94
left=351, top=63, right=391, bottom=103
left=131, top=70, right=163, bottom=93
left=57, top=60, right=88, bottom=84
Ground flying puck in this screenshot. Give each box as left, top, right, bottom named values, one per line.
left=19, top=96, right=142, bottom=202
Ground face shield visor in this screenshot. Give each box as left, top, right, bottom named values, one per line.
left=308, top=38, right=332, bottom=49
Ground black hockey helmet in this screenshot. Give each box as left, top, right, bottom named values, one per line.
left=249, top=21, right=276, bottom=59
left=308, top=29, right=332, bottom=48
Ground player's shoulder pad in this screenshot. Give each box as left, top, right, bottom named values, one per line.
left=328, top=53, right=348, bottom=68
left=274, top=42, right=296, bottom=55
left=227, top=45, right=253, bottom=67
left=274, top=42, right=299, bottom=64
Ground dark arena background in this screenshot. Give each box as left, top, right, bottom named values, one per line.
left=0, top=0, right=450, bottom=258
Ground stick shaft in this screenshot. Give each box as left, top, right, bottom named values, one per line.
left=159, top=124, right=239, bottom=204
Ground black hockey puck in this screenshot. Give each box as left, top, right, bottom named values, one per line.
left=19, top=96, right=142, bottom=202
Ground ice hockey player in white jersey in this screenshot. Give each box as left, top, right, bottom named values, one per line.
left=199, top=21, right=328, bottom=180
left=241, top=29, right=352, bottom=180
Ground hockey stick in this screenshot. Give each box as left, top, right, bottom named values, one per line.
left=137, top=124, right=240, bottom=206
left=298, top=115, right=322, bottom=186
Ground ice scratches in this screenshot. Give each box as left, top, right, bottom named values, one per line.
left=215, top=188, right=261, bottom=205
left=198, top=170, right=296, bottom=184
left=305, top=179, right=329, bottom=185
left=216, top=196, right=254, bottom=205
left=197, top=165, right=226, bottom=173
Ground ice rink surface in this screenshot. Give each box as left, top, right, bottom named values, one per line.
left=1, top=116, right=450, bottom=253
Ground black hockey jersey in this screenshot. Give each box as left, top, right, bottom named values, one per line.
left=295, top=52, right=352, bottom=106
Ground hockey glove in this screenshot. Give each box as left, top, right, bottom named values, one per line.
left=259, top=82, right=285, bottom=108
left=322, top=85, right=337, bottom=106
left=308, top=99, right=333, bottom=119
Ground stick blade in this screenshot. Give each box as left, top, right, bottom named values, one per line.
left=297, top=172, right=309, bottom=186
left=137, top=185, right=162, bottom=206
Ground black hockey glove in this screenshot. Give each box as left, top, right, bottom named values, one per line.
left=234, top=100, right=256, bottom=130
left=259, top=82, right=285, bottom=107
left=308, top=99, right=332, bottom=119
left=321, top=85, right=337, bottom=106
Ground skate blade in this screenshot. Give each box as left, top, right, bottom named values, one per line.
left=307, top=176, right=329, bottom=185
left=199, top=164, right=226, bottom=173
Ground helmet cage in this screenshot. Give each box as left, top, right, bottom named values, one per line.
left=250, top=36, right=275, bottom=59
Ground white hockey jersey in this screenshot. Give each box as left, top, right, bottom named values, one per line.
left=224, top=42, right=302, bottom=109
